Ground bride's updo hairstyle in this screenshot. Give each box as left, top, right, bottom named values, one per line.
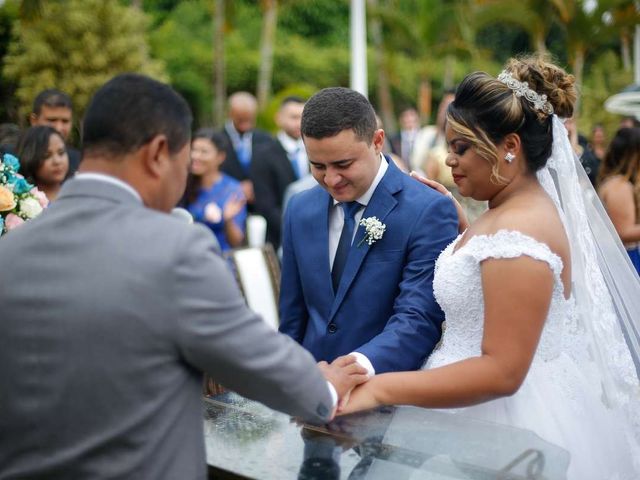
left=447, top=56, right=577, bottom=183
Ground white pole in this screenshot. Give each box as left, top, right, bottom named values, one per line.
left=635, top=24, right=640, bottom=84
left=350, top=0, right=368, bottom=97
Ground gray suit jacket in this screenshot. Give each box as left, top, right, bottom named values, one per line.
left=0, top=178, right=333, bottom=480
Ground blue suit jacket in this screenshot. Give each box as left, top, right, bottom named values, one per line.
left=279, top=159, right=458, bottom=373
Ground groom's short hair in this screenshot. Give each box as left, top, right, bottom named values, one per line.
left=82, top=73, right=192, bottom=157
left=301, top=87, right=377, bottom=144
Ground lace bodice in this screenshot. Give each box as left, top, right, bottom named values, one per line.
left=426, top=229, right=576, bottom=369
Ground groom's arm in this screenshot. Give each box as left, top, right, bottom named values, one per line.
left=278, top=198, right=310, bottom=343
left=356, top=194, right=459, bottom=374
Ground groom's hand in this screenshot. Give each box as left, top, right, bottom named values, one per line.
left=318, top=355, right=369, bottom=409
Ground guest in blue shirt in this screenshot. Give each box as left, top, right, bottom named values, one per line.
left=182, top=129, right=246, bottom=252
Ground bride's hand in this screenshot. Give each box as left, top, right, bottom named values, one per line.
left=336, top=378, right=383, bottom=415
left=410, top=171, right=470, bottom=233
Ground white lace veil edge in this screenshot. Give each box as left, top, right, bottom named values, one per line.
left=538, top=116, right=640, bottom=419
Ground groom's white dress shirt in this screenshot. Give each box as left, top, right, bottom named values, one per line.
left=328, top=154, right=388, bottom=377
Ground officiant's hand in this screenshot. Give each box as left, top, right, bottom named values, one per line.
left=410, top=171, right=470, bottom=232
left=318, top=355, right=369, bottom=409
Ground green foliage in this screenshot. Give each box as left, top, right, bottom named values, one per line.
left=3, top=0, right=166, bottom=121
left=0, top=1, right=19, bottom=121
left=257, top=83, right=318, bottom=133
left=579, top=50, right=634, bottom=138
left=2, top=0, right=636, bottom=132
left=148, top=0, right=213, bottom=125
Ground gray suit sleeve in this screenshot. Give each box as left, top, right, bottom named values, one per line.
left=170, top=226, right=333, bottom=423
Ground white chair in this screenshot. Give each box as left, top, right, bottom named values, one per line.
left=245, top=214, right=267, bottom=248
left=224, top=244, right=280, bottom=331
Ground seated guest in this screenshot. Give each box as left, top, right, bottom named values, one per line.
left=598, top=127, right=640, bottom=274
left=182, top=128, right=246, bottom=252
left=17, top=125, right=69, bottom=202
left=29, top=88, right=80, bottom=178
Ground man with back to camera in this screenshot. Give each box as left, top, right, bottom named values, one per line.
left=279, top=87, right=459, bottom=378
left=30, top=88, right=81, bottom=177
left=0, top=74, right=367, bottom=479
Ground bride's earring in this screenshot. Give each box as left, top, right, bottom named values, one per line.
left=504, top=152, right=516, bottom=163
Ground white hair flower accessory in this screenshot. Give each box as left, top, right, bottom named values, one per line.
left=358, top=216, right=386, bottom=247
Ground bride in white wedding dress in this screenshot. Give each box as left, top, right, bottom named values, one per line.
left=339, top=57, right=640, bottom=479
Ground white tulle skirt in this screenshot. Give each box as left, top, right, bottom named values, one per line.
left=426, top=352, right=639, bottom=480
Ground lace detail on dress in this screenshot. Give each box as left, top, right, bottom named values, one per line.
left=427, top=229, right=570, bottom=367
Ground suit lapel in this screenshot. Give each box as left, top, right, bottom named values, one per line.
left=329, top=158, right=403, bottom=320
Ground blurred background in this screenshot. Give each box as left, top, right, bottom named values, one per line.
left=0, top=0, right=638, bottom=143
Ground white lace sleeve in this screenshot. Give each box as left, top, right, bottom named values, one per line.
left=462, top=230, right=563, bottom=280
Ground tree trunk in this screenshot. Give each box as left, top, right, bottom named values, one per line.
left=621, top=30, right=631, bottom=72
left=367, top=0, right=396, bottom=134
left=534, top=32, right=546, bottom=54
left=418, top=78, right=432, bottom=125
left=443, top=55, right=454, bottom=91
left=213, top=0, right=226, bottom=127
left=257, top=0, right=278, bottom=112
left=131, top=0, right=142, bottom=9
left=572, top=47, right=585, bottom=117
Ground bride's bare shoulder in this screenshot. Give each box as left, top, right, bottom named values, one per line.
left=489, top=193, right=569, bottom=254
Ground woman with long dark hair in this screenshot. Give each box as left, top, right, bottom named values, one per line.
left=181, top=129, right=246, bottom=252
left=598, top=127, right=640, bottom=274
left=17, top=125, right=69, bottom=202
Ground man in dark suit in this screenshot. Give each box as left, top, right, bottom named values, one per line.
left=29, top=88, right=81, bottom=177
left=252, top=96, right=307, bottom=249
left=0, top=74, right=367, bottom=479
left=220, top=91, right=274, bottom=209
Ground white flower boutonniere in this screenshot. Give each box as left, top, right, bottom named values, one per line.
left=358, top=216, right=386, bottom=247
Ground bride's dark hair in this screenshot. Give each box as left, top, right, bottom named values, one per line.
left=447, top=55, right=577, bottom=183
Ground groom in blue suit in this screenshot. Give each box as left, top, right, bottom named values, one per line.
left=279, top=87, right=458, bottom=375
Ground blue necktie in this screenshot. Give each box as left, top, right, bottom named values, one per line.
left=332, top=201, right=362, bottom=292
left=236, top=139, right=250, bottom=173
left=290, top=147, right=301, bottom=179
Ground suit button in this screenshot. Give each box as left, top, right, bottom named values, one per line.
left=327, top=323, right=338, bottom=334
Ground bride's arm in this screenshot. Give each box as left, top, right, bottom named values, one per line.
left=339, top=256, right=554, bottom=413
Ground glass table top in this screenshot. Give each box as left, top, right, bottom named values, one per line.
left=204, top=392, right=569, bottom=480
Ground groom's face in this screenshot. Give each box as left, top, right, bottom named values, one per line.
left=305, top=128, right=384, bottom=202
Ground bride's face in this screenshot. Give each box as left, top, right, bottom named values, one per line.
left=444, top=124, right=502, bottom=201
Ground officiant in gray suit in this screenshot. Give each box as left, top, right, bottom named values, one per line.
left=0, top=74, right=367, bottom=480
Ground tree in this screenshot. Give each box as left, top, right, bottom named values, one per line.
left=3, top=0, right=165, bottom=121
left=473, top=0, right=558, bottom=54
left=256, top=0, right=278, bottom=112
left=213, top=0, right=226, bottom=126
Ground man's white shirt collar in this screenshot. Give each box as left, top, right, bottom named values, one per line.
left=277, top=131, right=304, bottom=153
left=74, top=172, right=143, bottom=203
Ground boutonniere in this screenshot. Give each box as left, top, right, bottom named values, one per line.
left=358, top=216, right=386, bottom=247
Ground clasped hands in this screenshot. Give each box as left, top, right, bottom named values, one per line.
left=317, top=355, right=381, bottom=419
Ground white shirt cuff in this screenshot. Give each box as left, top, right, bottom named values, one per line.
left=326, top=381, right=338, bottom=409
left=350, top=351, right=375, bottom=378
